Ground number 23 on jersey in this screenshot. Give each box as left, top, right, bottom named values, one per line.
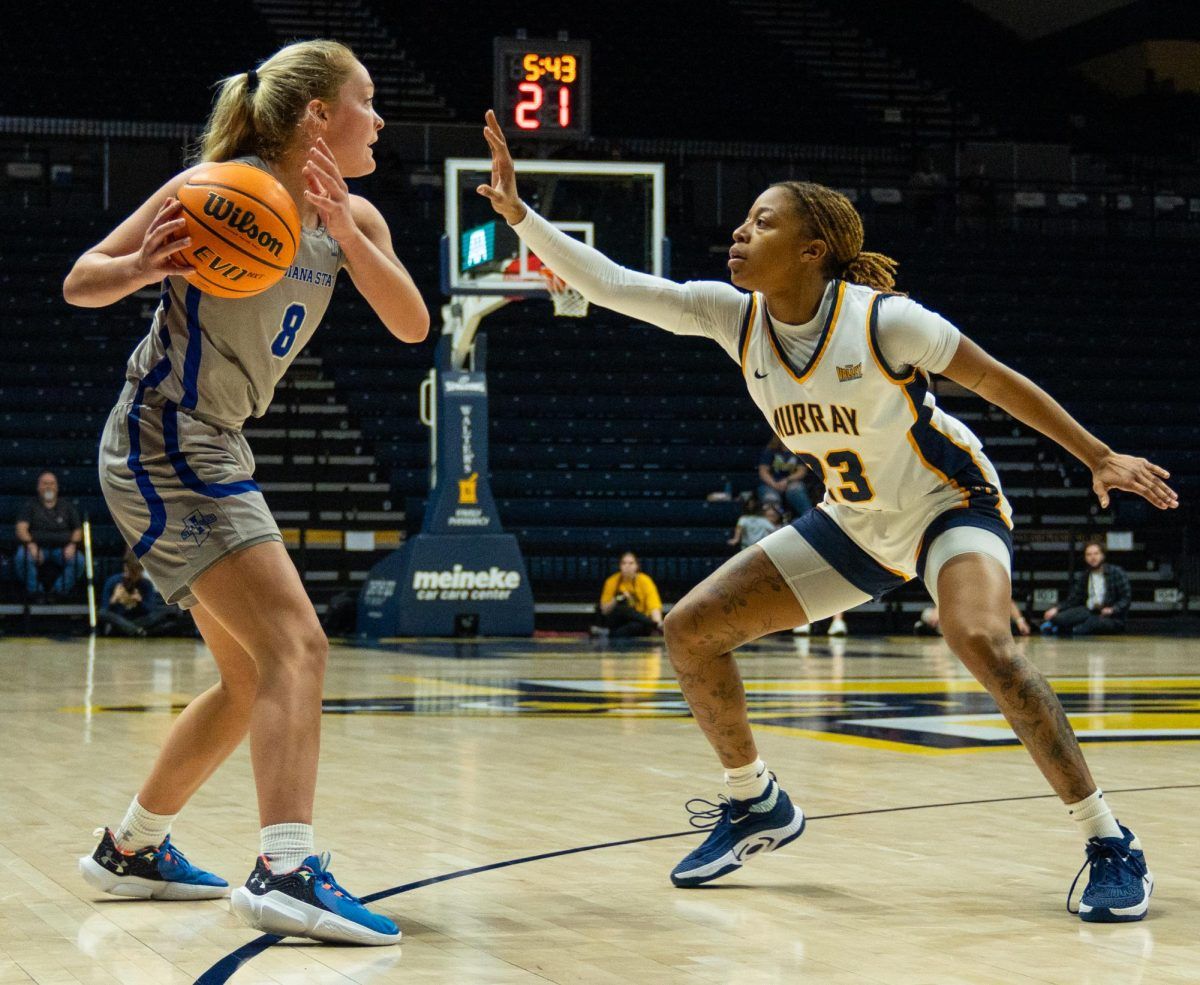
left=804, top=449, right=875, bottom=504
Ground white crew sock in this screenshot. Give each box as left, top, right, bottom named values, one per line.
left=724, top=758, right=771, bottom=802
left=261, top=823, right=315, bottom=873
left=115, top=796, right=175, bottom=852
left=1067, top=789, right=1122, bottom=842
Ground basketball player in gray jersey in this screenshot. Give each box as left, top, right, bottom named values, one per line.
left=63, top=41, right=427, bottom=944
left=124, top=155, right=347, bottom=429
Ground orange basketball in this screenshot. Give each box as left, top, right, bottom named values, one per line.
left=175, top=161, right=301, bottom=299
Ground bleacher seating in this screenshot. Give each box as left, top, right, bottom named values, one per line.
left=249, top=0, right=456, bottom=123
left=727, top=0, right=993, bottom=144
left=2, top=195, right=1195, bottom=627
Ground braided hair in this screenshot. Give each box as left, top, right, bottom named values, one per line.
left=771, top=181, right=899, bottom=292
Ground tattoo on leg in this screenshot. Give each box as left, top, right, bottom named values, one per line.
left=986, top=651, right=1095, bottom=801
left=666, top=553, right=797, bottom=766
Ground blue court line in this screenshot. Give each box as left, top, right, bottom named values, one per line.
left=195, top=782, right=1198, bottom=984
left=194, top=828, right=693, bottom=984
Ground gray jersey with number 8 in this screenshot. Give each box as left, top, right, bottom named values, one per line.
left=123, top=157, right=346, bottom=430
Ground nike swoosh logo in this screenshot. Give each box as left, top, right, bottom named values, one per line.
left=754, top=369, right=769, bottom=379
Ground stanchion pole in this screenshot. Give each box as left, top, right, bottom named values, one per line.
left=83, top=519, right=97, bottom=633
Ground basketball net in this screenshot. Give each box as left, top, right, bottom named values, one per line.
left=538, top=267, right=589, bottom=318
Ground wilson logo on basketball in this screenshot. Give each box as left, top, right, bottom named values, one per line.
left=202, top=193, right=286, bottom=258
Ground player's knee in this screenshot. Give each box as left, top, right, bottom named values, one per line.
left=664, top=601, right=729, bottom=669
left=295, top=625, right=329, bottom=675
left=662, top=605, right=697, bottom=667
left=260, top=622, right=328, bottom=679
left=220, top=664, right=260, bottom=704
left=944, top=620, right=1012, bottom=663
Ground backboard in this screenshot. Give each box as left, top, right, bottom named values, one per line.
left=442, top=159, right=666, bottom=297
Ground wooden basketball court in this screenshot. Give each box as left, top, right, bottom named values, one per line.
left=1, top=631, right=1196, bottom=984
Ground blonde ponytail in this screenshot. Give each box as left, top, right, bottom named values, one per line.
left=197, top=71, right=258, bottom=163
left=196, top=39, right=358, bottom=164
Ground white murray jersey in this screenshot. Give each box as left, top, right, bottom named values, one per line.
left=738, top=280, right=1012, bottom=522
left=125, top=157, right=345, bottom=430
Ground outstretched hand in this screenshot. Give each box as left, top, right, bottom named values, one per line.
left=476, top=110, right=527, bottom=225
left=303, top=138, right=356, bottom=242
left=1091, top=451, right=1178, bottom=510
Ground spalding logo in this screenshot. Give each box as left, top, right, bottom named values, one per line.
left=203, top=193, right=285, bottom=258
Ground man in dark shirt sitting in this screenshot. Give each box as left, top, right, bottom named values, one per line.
left=13, top=471, right=85, bottom=599
left=1041, top=541, right=1132, bottom=636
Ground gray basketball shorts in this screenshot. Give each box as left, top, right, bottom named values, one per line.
left=98, top=382, right=281, bottom=609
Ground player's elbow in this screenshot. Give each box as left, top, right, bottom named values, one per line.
left=62, top=272, right=85, bottom=307
left=62, top=266, right=104, bottom=308
left=407, top=307, right=431, bottom=342
left=391, top=307, right=430, bottom=344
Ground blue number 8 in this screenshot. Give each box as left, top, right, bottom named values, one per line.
left=271, top=303, right=307, bottom=358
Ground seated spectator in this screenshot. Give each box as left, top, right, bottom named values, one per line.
left=728, top=500, right=781, bottom=551
left=98, top=552, right=180, bottom=637
left=916, top=599, right=1030, bottom=637
left=758, top=436, right=812, bottom=517
left=595, top=551, right=664, bottom=638
left=1041, top=542, right=1131, bottom=636
left=13, top=471, right=85, bottom=600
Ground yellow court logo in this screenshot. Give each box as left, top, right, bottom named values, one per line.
left=458, top=472, right=479, bottom=504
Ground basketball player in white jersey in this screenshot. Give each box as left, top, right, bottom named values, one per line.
left=63, top=41, right=427, bottom=944
left=478, top=111, right=1176, bottom=922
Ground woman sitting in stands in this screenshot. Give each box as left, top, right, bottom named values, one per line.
left=595, top=552, right=664, bottom=638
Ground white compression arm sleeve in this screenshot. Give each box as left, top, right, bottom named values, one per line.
left=510, top=208, right=962, bottom=371
left=510, top=207, right=747, bottom=359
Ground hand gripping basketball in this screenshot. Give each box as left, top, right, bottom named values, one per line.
left=137, top=198, right=193, bottom=281
left=477, top=110, right=527, bottom=226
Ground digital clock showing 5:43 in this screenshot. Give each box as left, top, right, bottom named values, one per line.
left=493, top=36, right=591, bottom=138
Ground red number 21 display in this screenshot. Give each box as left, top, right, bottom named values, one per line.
left=494, top=37, right=591, bottom=139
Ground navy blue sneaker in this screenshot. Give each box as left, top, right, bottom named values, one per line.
left=79, top=827, right=229, bottom=900
left=1068, top=824, right=1153, bottom=923
left=230, top=852, right=400, bottom=945
left=671, top=777, right=805, bottom=887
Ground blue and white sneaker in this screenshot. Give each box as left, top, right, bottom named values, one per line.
left=79, top=827, right=229, bottom=900
left=671, top=777, right=806, bottom=887
left=1068, top=824, right=1153, bottom=923
left=230, top=852, right=401, bottom=945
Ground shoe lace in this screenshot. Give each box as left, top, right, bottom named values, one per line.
left=155, top=836, right=191, bottom=867
left=305, top=851, right=362, bottom=903
left=1065, top=839, right=1137, bottom=914
left=684, top=795, right=733, bottom=831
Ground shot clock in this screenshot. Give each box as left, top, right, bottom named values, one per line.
left=493, top=36, right=591, bottom=138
